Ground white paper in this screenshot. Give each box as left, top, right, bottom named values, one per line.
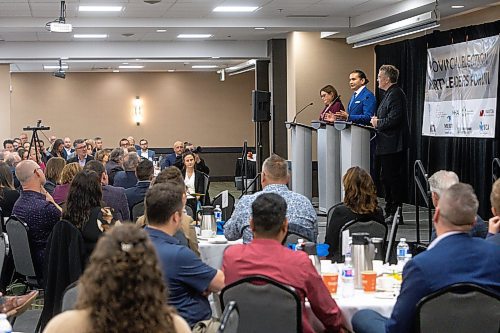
left=341, top=230, right=350, bottom=256
left=221, top=190, right=229, bottom=208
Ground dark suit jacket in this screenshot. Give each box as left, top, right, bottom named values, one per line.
left=102, top=185, right=130, bottom=221
left=387, top=233, right=500, bottom=333
left=125, top=181, right=151, bottom=210
left=137, top=149, right=156, bottom=160
left=375, top=84, right=408, bottom=155
left=67, top=155, right=94, bottom=165
left=161, top=153, right=180, bottom=170
left=113, top=170, right=138, bottom=189
left=347, top=86, right=376, bottom=125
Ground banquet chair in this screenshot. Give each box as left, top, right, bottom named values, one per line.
left=201, top=172, right=210, bottom=205
left=338, top=218, right=387, bottom=260
left=416, top=283, right=500, bottom=333
left=220, top=275, right=302, bottom=333
left=285, top=231, right=313, bottom=244
left=212, top=192, right=236, bottom=221
left=61, top=281, right=79, bottom=312
left=217, top=301, right=239, bottom=333
left=0, top=233, right=7, bottom=281
left=5, top=216, right=40, bottom=289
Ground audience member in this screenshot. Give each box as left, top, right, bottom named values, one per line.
left=12, top=160, right=62, bottom=280
left=93, top=137, right=103, bottom=154
left=184, top=142, right=210, bottom=174
left=105, top=148, right=125, bottom=186
left=119, top=138, right=130, bottom=149
left=113, top=152, right=139, bottom=189
left=161, top=141, right=184, bottom=170
left=3, top=140, right=14, bottom=153
left=137, top=138, right=155, bottom=161
left=223, top=193, right=343, bottom=333
left=13, top=138, right=21, bottom=151
left=428, top=170, right=487, bottom=239
left=52, top=162, right=81, bottom=204
left=43, top=224, right=191, bottom=333
left=37, top=140, right=51, bottom=164
left=49, top=139, right=67, bottom=160
left=182, top=151, right=209, bottom=215
left=18, top=148, right=27, bottom=160
left=63, top=137, right=74, bottom=160
left=5, top=152, right=21, bottom=188
left=28, top=147, right=46, bottom=171
left=225, top=154, right=317, bottom=243
left=125, top=159, right=153, bottom=211
left=127, top=136, right=141, bottom=150
left=0, top=162, right=20, bottom=217
left=145, top=183, right=224, bottom=327
left=84, top=160, right=130, bottom=221
left=487, top=178, right=500, bottom=245
left=19, top=133, right=28, bottom=145
left=325, top=166, right=384, bottom=260
left=95, top=149, right=110, bottom=166
left=43, top=157, right=66, bottom=194
left=67, top=139, right=94, bottom=167
left=351, top=183, right=500, bottom=333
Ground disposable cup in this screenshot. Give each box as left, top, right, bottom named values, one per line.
left=361, top=270, right=377, bottom=292
left=322, top=273, right=338, bottom=294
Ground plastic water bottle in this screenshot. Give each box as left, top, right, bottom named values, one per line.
left=396, top=238, right=410, bottom=267
left=341, top=252, right=355, bottom=298
left=296, top=238, right=305, bottom=251
left=0, top=314, right=12, bottom=333
left=214, top=205, right=223, bottom=223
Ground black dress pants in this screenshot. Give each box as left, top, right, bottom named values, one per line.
left=378, top=151, right=403, bottom=216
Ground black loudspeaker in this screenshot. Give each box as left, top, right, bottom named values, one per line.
left=252, top=90, right=271, bottom=122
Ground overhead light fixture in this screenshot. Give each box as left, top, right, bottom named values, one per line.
left=167, top=69, right=175, bottom=72
left=44, top=65, right=68, bottom=70
left=133, top=96, right=143, bottom=126
left=346, top=10, right=440, bottom=48
left=79, top=5, right=122, bottom=12
left=74, top=34, right=108, bottom=39
left=46, top=1, right=72, bottom=33
left=226, top=60, right=256, bottom=76
left=211, top=56, right=220, bottom=59
left=213, top=6, right=258, bottom=12
left=156, top=29, right=167, bottom=32
left=217, top=69, right=226, bottom=81
left=119, top=65, right=144, bottom=69
left=113, top=70, right=120, bottom=73
left=254, top=27, right=265, bottom=30
left=192, top=65, right=218, bottom=69
left=177, top=34, right=213, bottom=39
left=451, top=5, right=464, bottom=9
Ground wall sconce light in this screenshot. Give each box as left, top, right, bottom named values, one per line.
left=133, top=96, right=143, bottom=126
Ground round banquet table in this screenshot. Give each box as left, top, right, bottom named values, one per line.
left=198, top=236, right=242, bottom=269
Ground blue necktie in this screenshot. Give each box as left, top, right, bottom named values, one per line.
left=349, top=92, right=357, bottom=111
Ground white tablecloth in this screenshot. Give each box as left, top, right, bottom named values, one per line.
left=198, top=236, right=242, bottom=269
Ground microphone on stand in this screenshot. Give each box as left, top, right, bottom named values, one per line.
left=292, top=102, right=314, bottom=123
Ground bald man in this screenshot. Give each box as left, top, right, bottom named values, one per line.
left=161, top=140, right=184, bottom=170
left=12, top=160, right=62, bottom=281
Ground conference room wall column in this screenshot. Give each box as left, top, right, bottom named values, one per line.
left=268, top=39, right=288, bottom=158
left=0, top=65, right=11, bottom=141
left=254, top=59, right=270, bottom=191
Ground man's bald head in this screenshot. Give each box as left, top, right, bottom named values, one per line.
left=173, top=141, right=184, bottom=155
left=15, top=160, right=40, bottom=184
left=438, top=183, right=478, bottom=229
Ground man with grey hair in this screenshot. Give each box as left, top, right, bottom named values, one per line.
left=428, top=170, right=487, bottom=240
left=113, top=152, right=139, bottom=189
left=352, top=183, right=500, bottom=333
left=12, top=160, right=62, bottom=281
left=5, top=152, right=21, bottom=188
left=224, top=154, right=317, bottom=243
left=105, top=147, right=126, bottom=186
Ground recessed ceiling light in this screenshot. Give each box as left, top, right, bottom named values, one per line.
left=119, top=65, right=144, bottom=69
left=451, top=5, right=464, bottom=8
left=156, top=29, right=167, bottom=33
left=79, top=6, right=122, bottom=12
left=192, top=65, right=218, bottom=69
left=177, top=34, right=213, bottom=39
left=213, top=6, right=258, bottom=12
left=44, top=65, right=69, bottom=70
left=74, top=34, right=108, bottom=39
left=254, top=27, right=265, bottom=30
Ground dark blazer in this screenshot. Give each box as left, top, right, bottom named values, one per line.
left=161, top=153, right=180, bottom=170
left=387, top=233, right=500, bottom=333
left=113, top=170, right=138, bottom=189
left=125, top=180, right=151, bottom=210
left=0, top=187, right=20, bottom=217
left=137, top=149, right=156, bottom=160
left=324, top=203, right=384, bottom=260
left=347, top=86, right=376, bottom=125
left=102, top=185, right=130, bottom=221
left=67, top=155, right=94, bottom=165
left=182, top=169, right=210, bottom=205
left=375, top=84, right=408, bottom=155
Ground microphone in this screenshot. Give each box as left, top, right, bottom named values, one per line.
left=292, top=102, right=314, bottom=123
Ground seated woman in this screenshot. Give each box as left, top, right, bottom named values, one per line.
left=325, top=166, right=385, bottom=261
left=43, top=224, right=191, bottom=333
left=43, top=157, right=66, bottom=195
left=49, top=139, right=66, bottom=159
left=181, top=151, right=209, bottom=218
left=0, top=162, right=19, bottom=218
left=52, top=162, right=82, bottom=204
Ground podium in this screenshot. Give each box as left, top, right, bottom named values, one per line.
left=311, top=121, right=341, bottom=212
left=334, top=121, right=372, bottom=192
left=286, top=122, right=313, bottom=200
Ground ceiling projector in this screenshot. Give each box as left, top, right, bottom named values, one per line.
left=50, top=22, right=72, bottom=33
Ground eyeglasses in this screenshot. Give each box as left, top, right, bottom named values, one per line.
left=320, top=93, right=329, bottom=98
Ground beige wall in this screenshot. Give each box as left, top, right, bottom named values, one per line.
left=10, top=71, right=255, bottom=148
left=0, top=65, right=11, bottom=142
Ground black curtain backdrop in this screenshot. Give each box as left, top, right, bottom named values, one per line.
left=375, top=20, right=500, bottom=218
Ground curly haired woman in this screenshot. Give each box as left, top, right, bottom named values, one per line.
left=43, top=224, right=191, bottom=333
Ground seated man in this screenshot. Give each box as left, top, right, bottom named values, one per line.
left=12, top=160, right=62, bottom=280
left=137, top=138, right=156, bottom=161
left=224, top=154, right=317, bottom=243
left=223, top=193, right=343, bottom=333
left=84, top=160, right=130, bottom=221
left=105, top=148, right=125, bottom=186
left=145, top=182, right=224, bottom=327
left=114, top=152, right=139, bottom=189
left=486, top=178, right=500, bottom=245
left=161, top=141, right=184, bottom=170
left=125, top=159, right=154, bottom=213
left=352, top=183, right=500, bottom=333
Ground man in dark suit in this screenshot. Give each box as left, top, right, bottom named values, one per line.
left=67, top=139, right=93, bottom=167
left=125, top=159, right=154, bottom=215
left=370, top=64, right=408, bottom=223
left=352, top=183, right=500, bottom=333
left=161, top=141, right=183, bottom=170
left=137, top=138, right=156, bottom=161
left=335, top=69, right=376, bottom=125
